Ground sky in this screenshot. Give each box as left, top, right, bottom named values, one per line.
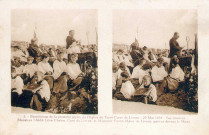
left=113, top=9, right=197, bottom=49
left=11, top=9, right=97, bottom=46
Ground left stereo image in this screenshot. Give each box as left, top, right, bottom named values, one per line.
left=11, top=9, right=98, bottom=114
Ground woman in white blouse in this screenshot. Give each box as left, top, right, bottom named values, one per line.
left=37, top=53, right=53, bottom=75
left=65, top=53, right=84, bottom=91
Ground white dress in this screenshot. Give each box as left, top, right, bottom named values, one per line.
left=170, top=65, right=185, bottom=82
left=151, top=66, right=168, bottom=82
left=131, top=65, right=142, bottom=79
left=11, top=76, right=24, bottom=95
left=53, top=60, right=67, bottom=80
left=39, top=80, right=51, bottom=102
left=37, top=62, right=53, bottom=75
left=65, top=63, right=82, bottom=80
left=120, top=81, right=135, bottom=99
left=138, top=69, right=150, bottom=84
left=23, top=64, right=38, bottom=77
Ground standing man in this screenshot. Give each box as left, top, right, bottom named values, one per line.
left=169, top=32, right=184, bottom=58
left=66, top=30, right=77, bottom=49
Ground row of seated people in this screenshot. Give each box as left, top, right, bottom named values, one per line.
left=113, top=55, right=185, bottom=104
left=11, top=52, right=97, bottom=113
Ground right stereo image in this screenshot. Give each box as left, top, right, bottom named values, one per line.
left=112, top=9, right=198, bottom=114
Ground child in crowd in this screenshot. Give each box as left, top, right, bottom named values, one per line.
left=120, top=71, right=135, bottom=99
left=139, top=75, right=157, bottom=104
left=30, top=72, right=51, bottom=111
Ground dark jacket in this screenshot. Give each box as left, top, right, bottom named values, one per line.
left=66, top=36, right=76, bottom=49
left=169, top=38, right=182, bottom=58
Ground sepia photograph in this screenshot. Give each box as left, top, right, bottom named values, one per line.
left=112, top=10, right=198, bottom=114
left=11, top=9, right=98, bottom=114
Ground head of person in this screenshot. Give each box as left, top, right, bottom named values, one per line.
left=34, top=71, right=44, bottom=82
left=119, top=62, right=126, bottom=71
left=121, top=71, right=130, bottom=80
left=143, top=46, right=148, bottom=51
left=35, top=56, right=42, bottom=64
left=69, top=53, right=78, bottom=64
left=173, top=32, right=179, bottom=40
left=69, top=30, right=75, bottom=36
left=27, top=56, right=34, bottom=64
left=172, top=55, right=179, bottom=66
left=41, top=53, right=49, bottom=63
left=143, top=75, right=152, bottom=87
left=142, top=63, right=152, bottom=71
left=112, top=64, right=118, bottom=73
left=156, top=57, right=164, bottom=67
left=117, top=49, right=124, bottom=55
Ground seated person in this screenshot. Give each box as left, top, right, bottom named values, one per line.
left=116, top=62, right=131, bottom=88
left=30, top=72, right=51, bottom=111
left=159, top=55, right=185, bottom=94
left=65, top=53, right=84, bottom=91
left=138, top=75, right=157, bottom=104
left=138, top=63, right=152, bottom=86
left=120, top=71, right=135, bottom=99
left=22, top=56, right=38, bottom=84
left=131, top=59, right=146, bottom=79
left=151, top=57, right=168, bottom=83
left=37, top=53, right=53, bottom=75
left=53, top=52, right=67, bottom=80
left=11, top=67, right=24, bottom=106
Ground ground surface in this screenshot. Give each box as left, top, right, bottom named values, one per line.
left=113, top=99, right=196, bottom=114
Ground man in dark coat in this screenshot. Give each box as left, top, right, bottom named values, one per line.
left=27, top=38, right=41, bottom=58
left=169, top=32, right=184, bottom=58
left=66, top=30, right=77, bottom=49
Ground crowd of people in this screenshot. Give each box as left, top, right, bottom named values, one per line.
left=112, top=32, right=198, bottom=111
left=11, top=30, right=98, bottom=114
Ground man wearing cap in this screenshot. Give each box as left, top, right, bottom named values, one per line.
left=28, top=38, right=41, bottom=57
left=169, top=32, right=184, bottom=58
left=66, top=30, right=77, bottom=49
